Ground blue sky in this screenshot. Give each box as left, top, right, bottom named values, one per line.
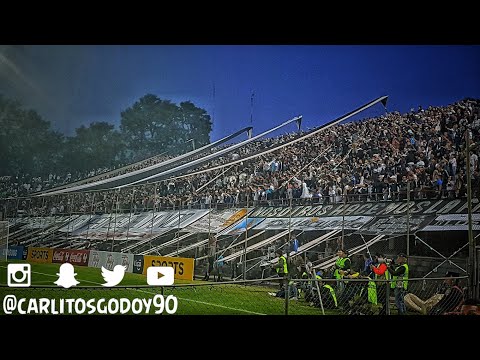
left=1, top=45, right=479, bottom=140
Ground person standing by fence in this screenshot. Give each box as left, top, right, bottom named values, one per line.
left=370, top=254, right=390, bottom=315
left=333, top=249, right=351, bottom=295
left=387, top=253, right=409, bottom=315
left=203, top=234, right=216, bottom=281
left=215, top=253, right=224, bottom=282
left=273, top=249, right=288, bottom=290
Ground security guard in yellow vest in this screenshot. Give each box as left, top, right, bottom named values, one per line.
left=333, top=249, right=350, bottom=294
left=357, top=275, right=378, bottom=306
left=387, top=253, right=409, bottom=315
left=334, top=249, right=351, bottom=279
left=366, top=277, right=377, bottom=305
left=314, top=274, right=338, bottom=309
left=273, top=249, right=288, bottom=289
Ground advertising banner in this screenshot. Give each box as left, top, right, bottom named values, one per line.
left=133, top=254, right=144, bottom=274
left=52, top=249, right=89, bottom=266
left=27, top=247, right=53, bottom=263
left=143, top=255, right=194, bottom=281
left=0, top=245, right=24, bottom=260
left=88, top=250, right=134, bottom=273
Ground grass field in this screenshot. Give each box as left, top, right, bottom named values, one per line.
left=0, top=261, right=327, bottom=315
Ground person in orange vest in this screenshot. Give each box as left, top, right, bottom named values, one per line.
left=370, top=253, right=389, bottom=315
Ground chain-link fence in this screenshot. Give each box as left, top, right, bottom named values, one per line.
left=1, top=275, right=473, bottom=315
left=288, top=276, right=469, bottom=315
left=0, top=222, right=8, bottom=262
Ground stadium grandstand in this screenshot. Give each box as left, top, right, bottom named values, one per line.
left=1, top=96, right=479, bottom=314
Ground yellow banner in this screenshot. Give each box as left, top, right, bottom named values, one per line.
left=223, top=208, right=247, bottom=227
left=27, top=247, right=53, bottom=263
left=143, top=255, right=194, bottom=281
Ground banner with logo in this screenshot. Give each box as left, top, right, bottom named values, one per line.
left=52, top=249, right=90, bottom=266
left=27, top=247, right=53, bottom=263
left=133, top=255, right=144, bottom=274
left=0, top=245, right=24, bottom=259
left=223, top=209, right=248, bottom=227
left=87, top=250, right=134, bottom=273
left=253, top=216, right=373, bottom=231
left=143, top=255, right=194, bottom=281
left=183, top=208, right=242, bottom=233
left=221, top=217, right=265, bottom=235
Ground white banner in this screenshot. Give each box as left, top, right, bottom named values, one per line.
left=253, top=216, right=373, bottom=231
left=87, top=250, right=134, bottom=273
left=421, top=214, right=480, bottom=231
left=58, top=215, right=92, bottom=232
left=182, top=209, right=239, bottom=233
left=359, top=215, right=433, bottom=234
left=59, top=210, right=209, bottom=240
left=22, top=216, right=71, bottom=229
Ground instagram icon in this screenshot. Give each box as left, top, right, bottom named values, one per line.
left=7, top=264, right=31, bottom=287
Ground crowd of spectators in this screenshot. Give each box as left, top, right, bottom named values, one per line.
left=0, top=153, right=173, bottom=197
left=1, top=99, right=479, bottom=217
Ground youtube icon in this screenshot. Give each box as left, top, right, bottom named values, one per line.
left=147, top=266, right=174, bottom=286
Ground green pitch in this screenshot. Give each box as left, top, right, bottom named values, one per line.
left=0, top=261, right=327, bottom=315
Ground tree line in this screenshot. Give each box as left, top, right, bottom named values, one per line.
left=0, top=94, right=212, bottom=177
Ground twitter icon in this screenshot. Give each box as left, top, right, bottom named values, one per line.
left=101, top=265, right=126, bottom=287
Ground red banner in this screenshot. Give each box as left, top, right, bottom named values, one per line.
left=52, top=249, right=90, bottom=266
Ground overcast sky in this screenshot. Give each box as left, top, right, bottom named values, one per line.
left=1, top=45, right=479, bottom=140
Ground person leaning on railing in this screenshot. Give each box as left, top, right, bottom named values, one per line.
left=404, top=271, right=464, bottom=315
left=427, top=272, right=464, bottom=315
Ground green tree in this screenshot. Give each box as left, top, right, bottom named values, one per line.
left=120, top=94, right=212, bottom=161
left=0, top=95, right=64, bottom=176
left=178, top=101, right=212, bottom=149
left=63, top=122, right=123, bottom=173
